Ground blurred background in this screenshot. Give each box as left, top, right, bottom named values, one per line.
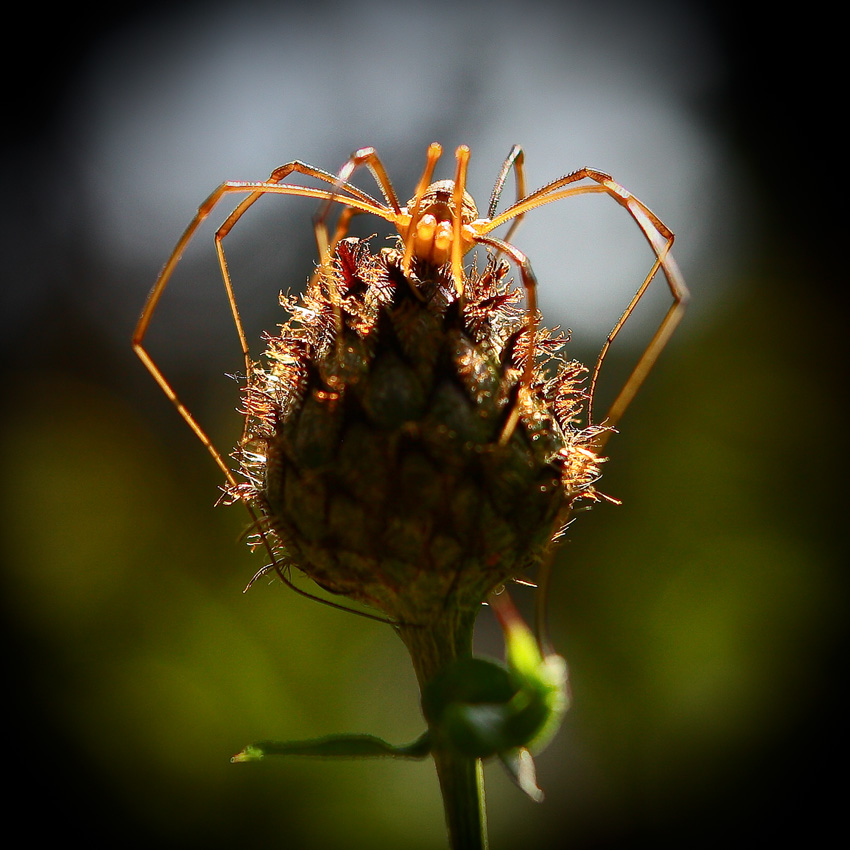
left=2, top=1, right=844, bottom=847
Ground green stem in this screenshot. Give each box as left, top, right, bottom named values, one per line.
left=397, top=607, right=488, bottom=850
left=429, top=747, right=487, bottom=850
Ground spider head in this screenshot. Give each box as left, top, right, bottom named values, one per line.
left=399, top=179, right=479, bottom=267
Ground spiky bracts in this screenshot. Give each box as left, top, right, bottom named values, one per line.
left=232, top=238, right=604, bottom=624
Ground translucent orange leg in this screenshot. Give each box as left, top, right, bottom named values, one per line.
left=214, top=161, right=389, bottom=311
left=446, top=146, right=470, bottom=296
left=133, top=177, right=397, bottom=624
left=482, top=170, right=687, bottom=650
left=482, top=169, right=689, bottom=441
left=401, top=143, right=444, bottom=275
left=299, top=146, right=406, bottom=350
left=133, top=179, right=390, bottom=466
left=312, top=146, right=404, bottom=284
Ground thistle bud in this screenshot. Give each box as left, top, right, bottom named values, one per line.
left=232, top=238, right=604, bottom=625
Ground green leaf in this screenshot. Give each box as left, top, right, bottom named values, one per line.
left=231, top=731, right=431, bottom=763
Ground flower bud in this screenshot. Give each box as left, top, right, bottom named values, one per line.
left=233, top=239, right=604, bottom=624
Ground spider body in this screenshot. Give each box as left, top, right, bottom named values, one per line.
left=399, top=179, right=479, bottom=269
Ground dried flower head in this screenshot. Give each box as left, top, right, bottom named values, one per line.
left=231, top=238, right=605, bottom=625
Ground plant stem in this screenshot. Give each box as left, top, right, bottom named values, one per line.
left=429, top=746, right=488, bottom=850
left=397, top=607, right=488, bottom=850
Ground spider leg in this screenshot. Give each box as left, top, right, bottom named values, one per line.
left=472, top=232, right=539, bottom=445
left=401, top=142, right=443, bottom=274
left=310, top=147, right=406, bottom=335
left=132, top=179, right=282, bottom=485
left=481, top=168, right=688, bottom=441
left=450, top=146, right=472, bottom=295
left=211, top=166, right=373, bottom=407
left=214, top=161, right=387, bottom=305
left=588, top=200, right=687, bottom=447
left=132, top=184, right=376, bottom=432
left=133, top=178, right=397, bottom=624
left=133, top=179, right=390, bottom=468
left=312, top=146, right=403, bottom=264
left=487, top=144, right=527, bottom=244
left=327, top=146, right=404, bottom=213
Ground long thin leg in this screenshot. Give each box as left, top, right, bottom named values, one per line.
left=487, top=144, right=527, bottom=244
left=205, top=174, right=397, bottom=624
left=482, top=167, right=610, bottom=228
left=313, top=147, right=404, bottom=256
left=473, top=232, right=539, bottom=445
left=450, top=145, right=472, bottom=295
left=312, top=147, right=405, bottom=306
left=215, top=204, right=364, bottom=456
left=213, top=160, right=387, bottom=305
left=133, top=179, right=391, bottom=474
left=401, top=142, right=443, bottom=274
left=133, top=178, right=397, bottom=624
left=329, top=146, right=404, bottom=213
left=216, top=162, right=387, bottom=300
left=217, top=161, right=385, bottom=243
left=589, top=203, right=687, bottom=447
left=480, top=170, right=688, bottom=438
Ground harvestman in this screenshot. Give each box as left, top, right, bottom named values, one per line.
left=133, top=142, right=688, bottom=621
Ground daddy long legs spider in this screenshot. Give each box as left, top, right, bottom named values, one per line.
left=133, top=142, right=688, bottom=622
